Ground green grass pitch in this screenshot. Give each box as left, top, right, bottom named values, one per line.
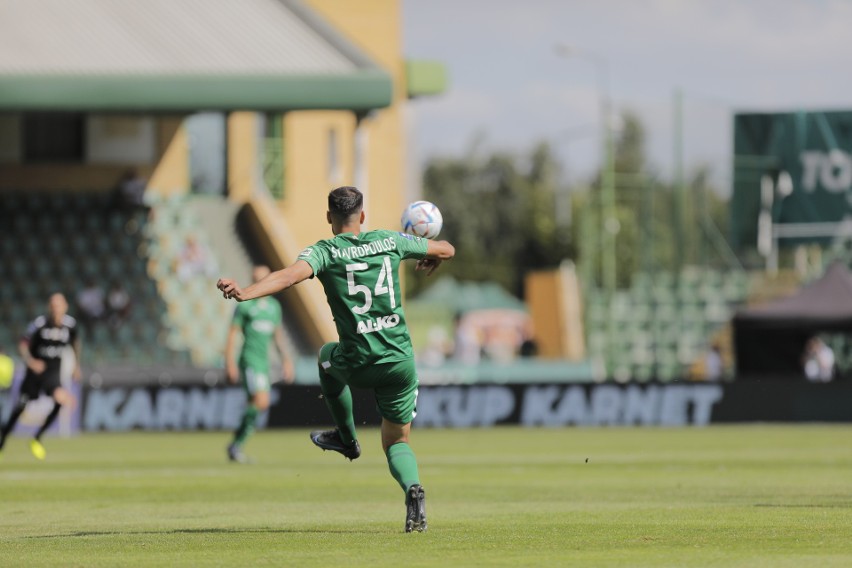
left=1, top=425, right=851, bottom=567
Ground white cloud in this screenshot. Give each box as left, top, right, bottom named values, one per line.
left=403, top=0, right=852, bottom=184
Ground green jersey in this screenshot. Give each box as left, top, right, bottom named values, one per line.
left=298, top=229, right=428, bottom=368
left=232, top=296, right=282, bottom=372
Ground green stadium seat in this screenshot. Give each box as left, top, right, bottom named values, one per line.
left=9, top=257, right=29, bottom=279
left=2, top=192, right=23, bottom=213
left=136, top=323, right=161, bottom=347
left=44, top=235, right=66, bottom=258
left=86, top=324, right=110, bottom=345
left=652, top=302, right=678, bottom=325
left=83, top=215, right=105, bottom=233
left=32, top=260, right=53, bottom=282
left=631, top=363, right=654, bottom=382
left=722, top=272, right=750, bottom=301
left=27, top=193, right=47, bottom=213
left=586, top=331, right=607, bottom=356
left=35, top=214, right=58, bottom=233
left=171, top=349, right=194, bottom=367
left=107, top=212, right=127, bottom=234
left=0, top=236, right=16, bottom=257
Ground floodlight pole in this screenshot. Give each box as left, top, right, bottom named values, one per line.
left=554, top=45, right=617, bottom=297
left=673, top=88, right=685, bottom=274
left=599, top=63, right=617, bottom=299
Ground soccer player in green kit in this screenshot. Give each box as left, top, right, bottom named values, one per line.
left=225, top=265, right=294, bottom=463
left=217, top=186, right=454, bottom=532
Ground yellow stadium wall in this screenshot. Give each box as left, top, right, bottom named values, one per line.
left=147, top=116, right=190, bottom=197
left=278, top=111, right=356, bottom=246
left=285, top=0, right=408, bottom=237
left=219, top=0, right=410, bottom=346
left=525, top=265, right=587, bottom=361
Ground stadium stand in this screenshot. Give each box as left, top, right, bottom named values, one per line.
left=584, top=267, right=751, bottom=381
left=1, top=189, right=756, bottom=383
left=142, top=193, right=302, bottom=368
left=142, top=194, right=237, bottom=367
left=0, top=190, right=190, bottom=365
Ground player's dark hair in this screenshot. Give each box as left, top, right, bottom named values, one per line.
left=328, top=186, right=363, bottom=219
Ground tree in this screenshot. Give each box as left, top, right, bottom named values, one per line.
left=414, top=113, right=732, bottom=298
left=411, top=141, right=574, bottom=297
left=572, top=110, right=732, bottom=289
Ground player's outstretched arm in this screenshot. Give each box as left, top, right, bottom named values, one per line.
left=416, top=239, right=455, bottom=276
left=218, top=260, right=314, bottom=302
left=425, top=239, right=455, bottom=260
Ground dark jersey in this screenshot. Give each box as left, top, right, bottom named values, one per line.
left=22, top=315, right=78, bottom=374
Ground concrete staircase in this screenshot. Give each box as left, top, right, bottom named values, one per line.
left=189, top=196, right=253, bottom=286
left=143, top=193, right=308, bottom=368
left=192, top=196, right=307, bottom=361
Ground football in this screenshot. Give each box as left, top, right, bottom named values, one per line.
left=401, top=200, right=443, bottom=239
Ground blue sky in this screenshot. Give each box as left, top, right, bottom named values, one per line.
left=402, top=0, right=852, bottom=193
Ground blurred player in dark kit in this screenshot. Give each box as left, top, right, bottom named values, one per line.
left=0, top=293, right=81, bottom=460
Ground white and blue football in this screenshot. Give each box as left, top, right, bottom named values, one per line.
left=401, top=200, right=443, bottom=239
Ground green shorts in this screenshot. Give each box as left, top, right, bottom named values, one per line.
left=241, top=365, right=271, bottom=397
left=319, top=342, right=419, bottom=425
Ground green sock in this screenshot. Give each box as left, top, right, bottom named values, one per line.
left=323, top=386, right=357, bottom=445
left=233, top=404, right=259, bottom=446
left=319, top=369, right=357, bottom=445
left=386, top=442, right=420, bottom=493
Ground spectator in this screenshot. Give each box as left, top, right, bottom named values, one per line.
left=113, top=169, right=148, bottom=211
left=704, top=342, right=723, bottom=381
left=76, top=279, right=105, bottom=337
left=106, top=281, right=132, bottom=330
left=803, top=337, right=834, bottom=382
left=519, top=338, right=538, bottom=358
left=519, top=320, right=538, bottom=358
left=451, top=312, right=481, bottom=365
left=419, top=326, right=450, bottom=368
left=175, top=236, right=217, bottom=281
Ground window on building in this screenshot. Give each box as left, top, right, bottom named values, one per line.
left=23, top=113, right=85, bottom=162
left=186, top=112, right=227, bottom=195
left=328, top=128, right=341, bottom=183
left=263, top=113, right=285, bottom=199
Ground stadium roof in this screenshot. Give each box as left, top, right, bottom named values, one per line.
left=0, top=0, right=392, bottom=112
left=734, top=261, right=852, bottom=326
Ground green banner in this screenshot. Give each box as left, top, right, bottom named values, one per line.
left=732, top=110, right=852, bottom=249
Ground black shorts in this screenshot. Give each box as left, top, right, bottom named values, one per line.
left=20, top=368, right=62, bottom=402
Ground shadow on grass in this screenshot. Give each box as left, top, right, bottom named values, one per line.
left=26, top=527, right=377, bottom=539
left=754, top=502, right=852, bottom=509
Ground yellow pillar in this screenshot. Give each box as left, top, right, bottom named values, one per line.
left=136, top=116, right=189, bottom=197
